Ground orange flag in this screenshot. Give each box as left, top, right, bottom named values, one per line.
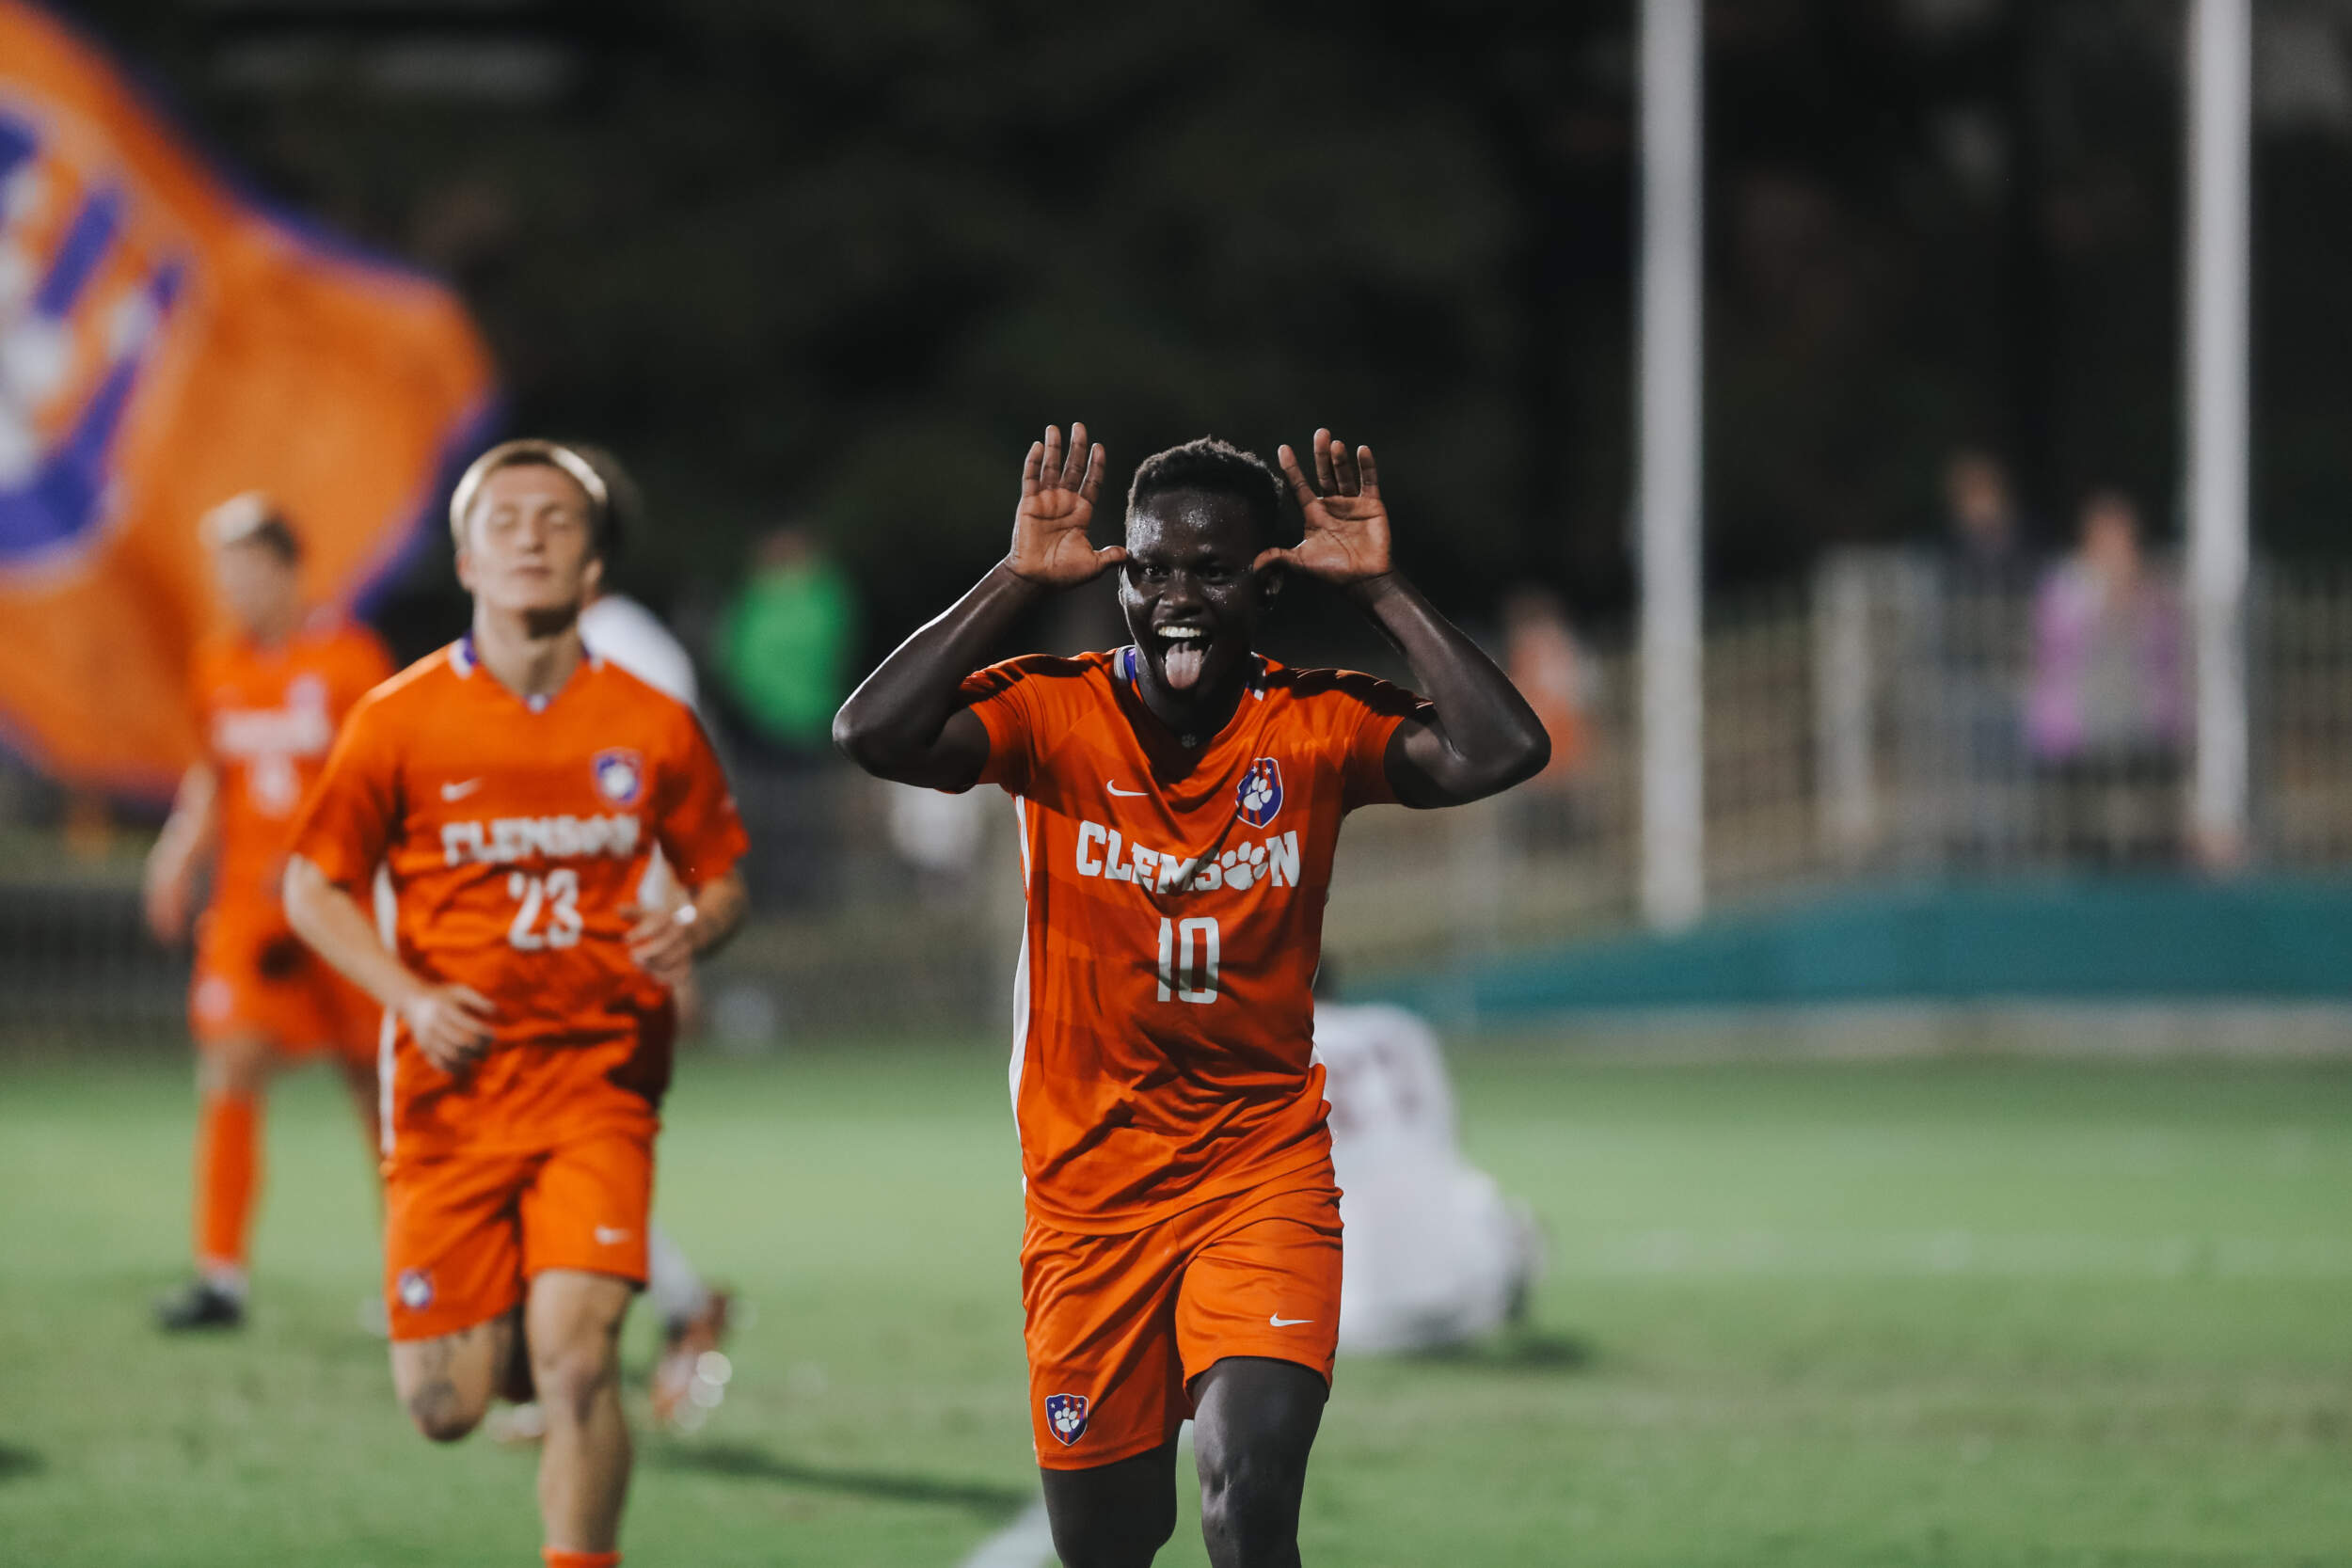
left=0, top=2, right=496, bottom=795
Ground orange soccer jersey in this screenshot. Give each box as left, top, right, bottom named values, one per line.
left=190, top=612, right=392, bottom=1053
left=960, top=648, right=1427, bottom=1233
left=287, top=639, right=747, bottom=1163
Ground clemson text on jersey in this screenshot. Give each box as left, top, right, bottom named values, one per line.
left=1073, top=821, right=1301, bottom=895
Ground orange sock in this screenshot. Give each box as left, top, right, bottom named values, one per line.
left=541, top=1552, right=619, bottom=1568
left=194, top=1089, right=261, bottom=1280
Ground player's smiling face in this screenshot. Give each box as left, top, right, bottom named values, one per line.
left=455, top=462, right=603, bottom=619
left=1119, top=488, right=1279, bottom=716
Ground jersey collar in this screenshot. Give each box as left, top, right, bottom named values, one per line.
left=452, top=631, right=602, bottom=712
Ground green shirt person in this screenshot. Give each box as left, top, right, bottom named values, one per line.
left=720, top=527, right=859, bottom=753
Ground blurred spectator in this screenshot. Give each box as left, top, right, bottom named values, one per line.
left=720, top=526, right=859, bottom=758
left=1927, top=449, right=2035, bottom=867
left=718, top=526, right=859, bottom=908
left=1501, top=587, right=1596, bottom=847
left=2026, top=491, right=2186, bottom=867
left=1942, top=449, right=2030, bottom=588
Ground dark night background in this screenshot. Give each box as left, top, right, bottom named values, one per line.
left=64, top=0, right=2352, bottom=666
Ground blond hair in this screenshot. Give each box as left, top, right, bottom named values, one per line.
left=447, top=438, right=612, bottom=554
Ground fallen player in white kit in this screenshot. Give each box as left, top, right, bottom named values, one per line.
left=1312, top=994, right=1545, bottom=1354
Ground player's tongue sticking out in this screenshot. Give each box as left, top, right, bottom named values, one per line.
left=1161, top=627, right=1207, bottom=691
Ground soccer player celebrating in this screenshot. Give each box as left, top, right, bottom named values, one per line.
left=834, top=423, right=1549, bottom=1567
left=282, top=440, right=748, bottom=1568
left=145, top=493, right=393, bottom=1331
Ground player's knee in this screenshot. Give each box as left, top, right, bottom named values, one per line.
left=405, top=1381, right=486, bottom=1443
left=1197, top=1445, right=1302, bottom=1549
left=530, top=1335, right=618, bottom=1428
left=1047, top=1502, right=1174, bottom=1568
left=199, top=1036, right=271, bottom=1095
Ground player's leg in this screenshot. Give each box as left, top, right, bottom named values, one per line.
left=515, top=1130, right=653, bottom=1558
left=1025, top=1215, right=1189, bottom=1566
left=1173, top=1183, right=1345, bottom=1568
left=382, top=1146, right=532, bottom=1433
left=1040, top=1441, right=1181, bottom=1568
left=645, top=1223, right=733, bottom=1430
left=1189, top=1357, right=1327, bottom=1568
left=525, top=1268, right=634, bottom=1554
left=390, top=1308, right=523, bottom=1440
left=158, top=1022, right=276, bottom=1329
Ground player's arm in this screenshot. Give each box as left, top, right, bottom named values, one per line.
left=623, top=867, right=748, bottom=990
left=142, top=763, right=219, bottom=944
left=1265, top=431, right=1551, bottom=809
left=833, top=422, right=1121, bottom=790
left=281, top=855, right=496, bottom=1073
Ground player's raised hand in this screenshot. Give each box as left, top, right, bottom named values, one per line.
left=623, top=901, right=695, bottom=991
left=402, top=982, right=497, bottom=1074
left=1265, top=430, right=1394, bottom=590
left=1004, top=422, right=1124, bottom=587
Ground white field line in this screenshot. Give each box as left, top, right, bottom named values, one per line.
left=956, top=1497, right=1053, bottom=1568
left=1562, top=1230, right=2352, bottom=1279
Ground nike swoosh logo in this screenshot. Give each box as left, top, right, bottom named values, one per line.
left=1105, top=783, right=1148, bottom=797
left=1268, top=1314, right=1313, bottom=1328
left=440, top=778, right=485, bottom=800
left=594, top=1227, right=630, bottom=1245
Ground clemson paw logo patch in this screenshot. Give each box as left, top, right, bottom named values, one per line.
left=1043, top=1392, right=1089, bottom=1446
left=396, top=1269, right=433, bottom=1311
left=592, top=748, right=644, bottom=806
left=1235, top=757, right=1283, bottom=828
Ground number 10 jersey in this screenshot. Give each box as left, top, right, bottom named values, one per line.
left=959, top=648, right=1425, bottom=1234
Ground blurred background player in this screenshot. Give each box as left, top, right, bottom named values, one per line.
left=1311, top=973, right=1545, bottom=1354
left=142, top=493, right=393, bottom=1331
left=282, top=440, right=749, bottom=1568
left=834, top=423, right=1550, bottom=1568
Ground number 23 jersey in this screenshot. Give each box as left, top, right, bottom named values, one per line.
left=289, top=639, right=747, bottom=1156
left=960, top=648, right=1427, bottom=1233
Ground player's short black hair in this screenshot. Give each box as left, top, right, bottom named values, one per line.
left=1125, top=436, right=1286, bottom=552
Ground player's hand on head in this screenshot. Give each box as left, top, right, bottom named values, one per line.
left=402, top=982, right=497, bottom=1074
left=622, top=901, right=695, bottom=990
left=1005, top=422, right=1125, bottom=588
left=1265, top=429, right=1394, bottom=589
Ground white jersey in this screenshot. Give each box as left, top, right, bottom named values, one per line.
left=581, top=594, right=700, bottom=708
left=1313, top=1003, right=1540, bottom=1354
left=580, top=593, right=699, bottom=902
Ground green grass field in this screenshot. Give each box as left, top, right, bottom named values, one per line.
left=2, top=1042, right=2348, bottom=1566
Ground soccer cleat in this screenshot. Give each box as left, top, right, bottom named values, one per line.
left=154, top=1278, right=246, bottom=1331
left=650, top=1289, right=733, bottom=1432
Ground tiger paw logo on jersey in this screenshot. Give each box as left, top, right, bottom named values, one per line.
left=592, top=748, right=644, bottom=807
left=1235, top=757, right=1284, bottom=828
left=1043, top=1392, right=1089, bottom=1445
left=396, top=1269, right=433, bottom=1311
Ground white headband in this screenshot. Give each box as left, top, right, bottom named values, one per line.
left=447, top=439, right=611, bottom=543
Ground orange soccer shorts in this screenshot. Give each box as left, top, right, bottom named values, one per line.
left=382, top=1131, right=653, bottom=1342
left=191, top=910, right=379, bottom=1069
left=1021, top=1176, right=1343, bottom=1469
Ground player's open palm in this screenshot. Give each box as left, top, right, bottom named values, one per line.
left=1267, top=429, right=1394, bottom=589
left=1005, top=422, right=1124, bottom=587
